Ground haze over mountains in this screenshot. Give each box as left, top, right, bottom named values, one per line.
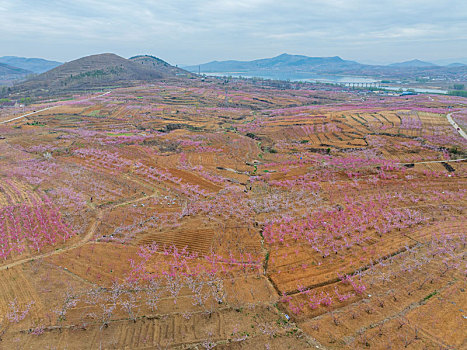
left=186, top=54, right=361, bottom=73
left=185, top=53, right=467, bottom=79
left=0, top=62, right=31, bottom=79
left=0, top=56, right=62, bottom=85
left=387, top=59, right=437, bottom=68
left=0, top=56, right=62, bottom=74
left=433, top=57, right=467, bottom=66
left=2, top=52, right=467, bottom=96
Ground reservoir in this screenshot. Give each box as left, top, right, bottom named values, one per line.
left=204, top=72, right=448, bottom=94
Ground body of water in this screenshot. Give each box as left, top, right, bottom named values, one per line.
left=204, top=71, right=379, bottom=84
left=204, top=71, right=448, bottom=94
left=381, top=86, right=448, bottom=94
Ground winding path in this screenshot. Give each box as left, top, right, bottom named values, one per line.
left=0, top=106, right=56, bottom=124
left=0, top=90, right=111, bottom=125
left=0, top=187, right=159, bottom=272
left=0, top=210, right=103, bottom=271
left=0, top=91, right=115, bottom=270
left=0, top=211, right=102, bottom=271
left=0, top=106, right=464, bottom=273
left=447, top=112, right=467, bottom=140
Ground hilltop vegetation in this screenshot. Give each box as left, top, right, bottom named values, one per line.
left=5, top=53, right=193, bottom=98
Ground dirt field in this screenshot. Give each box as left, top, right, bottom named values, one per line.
left=0, top=80, right=465, bottom=349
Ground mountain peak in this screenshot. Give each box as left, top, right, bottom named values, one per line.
left=185, top=53, right=359, bottom=73
left=8, top=53, right=190, bottom=97
left=388, top=59, right=437, bottom=68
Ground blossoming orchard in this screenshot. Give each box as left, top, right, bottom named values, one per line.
left=0, top=78, right=465, bottom=349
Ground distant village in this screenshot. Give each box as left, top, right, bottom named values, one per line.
left=0, top=100, right=25, bottom=108
left=0, top=97, right=31, bottom=109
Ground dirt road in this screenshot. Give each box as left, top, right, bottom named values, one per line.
left=0, top=90, right=111, bottom=125
left=447, top=112, right=467, bottom=140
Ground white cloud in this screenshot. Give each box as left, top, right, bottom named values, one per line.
left=0, top=0, right=466, bottom=64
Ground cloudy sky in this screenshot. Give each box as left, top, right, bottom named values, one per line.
left=1, top=0, right=466, bottom=65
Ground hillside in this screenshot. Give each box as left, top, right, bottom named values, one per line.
left=129, top=55, right=188, bottom=76
left=446, top=63, right=466, bottom=67
left=388, top=59, right=437, bottom=68
left=0, top=62, right=31, bottom=75
left=185, top=53, right=467, bottom=81
left=0, top=56, right=62, bottom=73
left=0, top=62, right=32, bottom=83
left=8, top=53, right=192, bottom=97
left=186, top=53, right=363, bottom=73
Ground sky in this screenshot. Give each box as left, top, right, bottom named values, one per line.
left=1, top=0, right=466, bottom=66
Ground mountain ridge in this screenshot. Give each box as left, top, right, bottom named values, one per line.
left=0, top=62, right=33, bottom=85
left=6, top=53, right=192, bottom=97
left=0, top=56, right=62, bottom=73
left=184, top=53, right=467, bottom=79
left=0, top=62, right=32, bottom=75
left=388, top=59, right=437, bottom=68
left=185, top=53, right=363, bottom=73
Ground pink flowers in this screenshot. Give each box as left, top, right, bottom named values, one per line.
left=399, top=115, right=423, bottom=130
left=334, top=286, right=354, bottom=302
left=6, top=299, right=34, bottom=323
left=74, top=148, right=133, bottom=173
left=262, top=195, right=427, bottom=255
left=0, top=196, right=74, bottom=260
left=269, top=176, right=320, bottom=191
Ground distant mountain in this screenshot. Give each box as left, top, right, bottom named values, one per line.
left=0, top=56, right=62, bottom=73
left=433, top=58, right=467, bottom=66
left=185, top=53, right=364, bottom=74
left=446, top=63, right=466, bottom=68
left=388, top=59, right=437, bottom=68
left=7, top=53, right=192, bottom=97
left=0, top=62, right=31, bottom=76
left=0, top=62, right=32, bottom=84
left=185, top=53, right=467, bottom=81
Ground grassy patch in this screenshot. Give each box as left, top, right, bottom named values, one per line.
left=423, top=290, right=438, bottom=301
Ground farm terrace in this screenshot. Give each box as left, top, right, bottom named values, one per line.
left=0, top=79, right=465, bottom=349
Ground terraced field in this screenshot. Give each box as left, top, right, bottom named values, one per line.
left=0, top=79, right=465, bottom=349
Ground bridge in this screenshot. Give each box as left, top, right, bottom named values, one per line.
left=337, top=82, right=381, bottom=88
